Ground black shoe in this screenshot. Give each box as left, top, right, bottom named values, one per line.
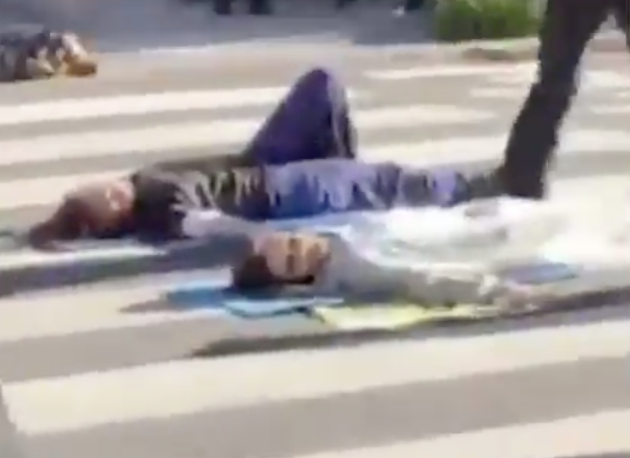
left=454, top=169, right=505, bottom=204
left=398, top=0, right=425, bottom=12
left=507, top=183, right=545, bottom=200
left=496, top=166, right=546, bottom=200
left=249, top=0, right=272, bottom=14
left=337, top=0, right=358, bottom=9
left=394, top=0, right=426, bottom=15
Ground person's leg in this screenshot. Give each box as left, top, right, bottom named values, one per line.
left=249, top=0, right=272, bottom=15
left=399, top=0, right=425, bottom=13
left=213, top=0, right=232, bottom=15
left=242, top=67, right=356, bottom=166
left=336, top=0, right=358, bottom=9
left=498, top=0, right=611, bottom=199
left=612, top=0, right=629, bottom=49
left=154, top=72, right=353, bottom=173
left=393, top=166, right=503, bottom=208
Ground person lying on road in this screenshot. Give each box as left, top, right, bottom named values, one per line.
left=0, top=25, right=97, bottom=82
left=28, top=67, right=503, bottom=247
left=29, top=153, right=502, bottom=247
left=28, top=67, right=356, bottom=246
left=228, top=231, right=537, bottom=308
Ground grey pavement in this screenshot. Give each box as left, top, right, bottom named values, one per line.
left=0, top=54, right=628, bottom=457
left=2, top=0, right=626, bottom=67
left=1, top=0, right=434, bottom=52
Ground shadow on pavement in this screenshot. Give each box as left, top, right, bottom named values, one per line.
left=187, top=301, right=630, bottom=359
left=0, top=241, right=237, bottom=298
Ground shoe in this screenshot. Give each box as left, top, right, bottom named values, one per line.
left=249, top=0, right=272, bottom=14
left=337, top=0, right=358, bottom=9
left=393, top=0, right=425, bottom=15
left=454, top=169, right=505, bottom=203
left=495, top=166, right=546, bottom=200
left=404, top=0, right=426, bottom=10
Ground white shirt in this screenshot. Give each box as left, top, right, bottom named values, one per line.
left=179, top=198, right=630, bottom=306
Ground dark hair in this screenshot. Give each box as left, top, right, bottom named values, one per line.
left=231, top=252, right=315, bottom=292
left=231, top=253, right=278, bottom=291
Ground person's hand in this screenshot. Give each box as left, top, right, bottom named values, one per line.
left=25, top=204, right=72, bottom=249
left=26, top=221, right=59, bottom=250
left=479, top=275, right=553, bottom=313
left=24, top=57, right=56, bottom=79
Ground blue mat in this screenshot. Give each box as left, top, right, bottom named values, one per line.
left=164, top=214, right=355, bottom=317
left=168, top=282, right=344, bottom=318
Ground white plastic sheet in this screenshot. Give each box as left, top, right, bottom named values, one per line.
left=338, top=197, right=630, bottom=271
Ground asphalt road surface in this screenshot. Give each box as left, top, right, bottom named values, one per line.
left=0, top=51, right=628, bottom=458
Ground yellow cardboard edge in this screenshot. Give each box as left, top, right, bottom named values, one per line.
left=313, top=303, right=502, bottom=331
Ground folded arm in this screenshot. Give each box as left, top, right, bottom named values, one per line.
left=317, top=238, right=533, bottom=306
left=24, top=57, right=56, bottom=79
left=180, top=209, right=267, bottom=241
left=379, top=265, right=531, bottom=306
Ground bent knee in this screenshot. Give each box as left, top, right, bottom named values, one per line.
left=293, top=66, right=341, bottom=94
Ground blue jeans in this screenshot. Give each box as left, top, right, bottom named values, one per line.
left=244, top=67, right=356, bottom=165
left=264, top=159, right=480, bottom=219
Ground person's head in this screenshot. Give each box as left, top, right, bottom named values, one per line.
left=231, top=232, right=331, bottom=291
left=28, top=179, right=135, bottom=246
left=49, top=32, right=98, bottom=77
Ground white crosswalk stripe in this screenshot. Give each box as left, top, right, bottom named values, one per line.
left=0, top=59, right=629, bottom=458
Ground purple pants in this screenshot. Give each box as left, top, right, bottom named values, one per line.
left=244, top=67, right=356, bottom=165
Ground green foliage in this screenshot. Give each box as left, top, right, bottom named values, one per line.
left=434, top=0, right=542, bottom=42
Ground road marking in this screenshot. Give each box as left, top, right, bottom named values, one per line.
left=365, top=130, right=630, bottom=166
left=4, top=320, right=629, bottom=434
left=0, top=104, right=494, bottom=166
left=0, top=271, right=224, bottom=342
left=296, top=411, right=630, bottom=458
left=365, top=63, right=534, bottom=81
left=0, top=88, right=295, bottom=126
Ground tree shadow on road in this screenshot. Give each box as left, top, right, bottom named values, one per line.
left=186, top=300, right=630, bottom=359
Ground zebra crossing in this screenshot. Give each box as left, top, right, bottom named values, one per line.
left=0, top=58, right=629, bottom=458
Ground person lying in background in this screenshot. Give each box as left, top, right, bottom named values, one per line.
left=0, top=25, right=97, bottom=82
left=229, top=231, right=535, bottom=307
left=27, top=67, right=502, bottom=248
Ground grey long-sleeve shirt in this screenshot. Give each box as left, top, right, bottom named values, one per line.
left=313, top=236, right=530, bottom=306
left=181, top=210, right=529, bottom=305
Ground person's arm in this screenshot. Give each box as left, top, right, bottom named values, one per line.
left=387, top=265, right=531, bottom=307
left=180, top=209, right=267, bottom=241
left=24, top=57, right=55, bottom=79
left=315, top=237, right=532, bottom=306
